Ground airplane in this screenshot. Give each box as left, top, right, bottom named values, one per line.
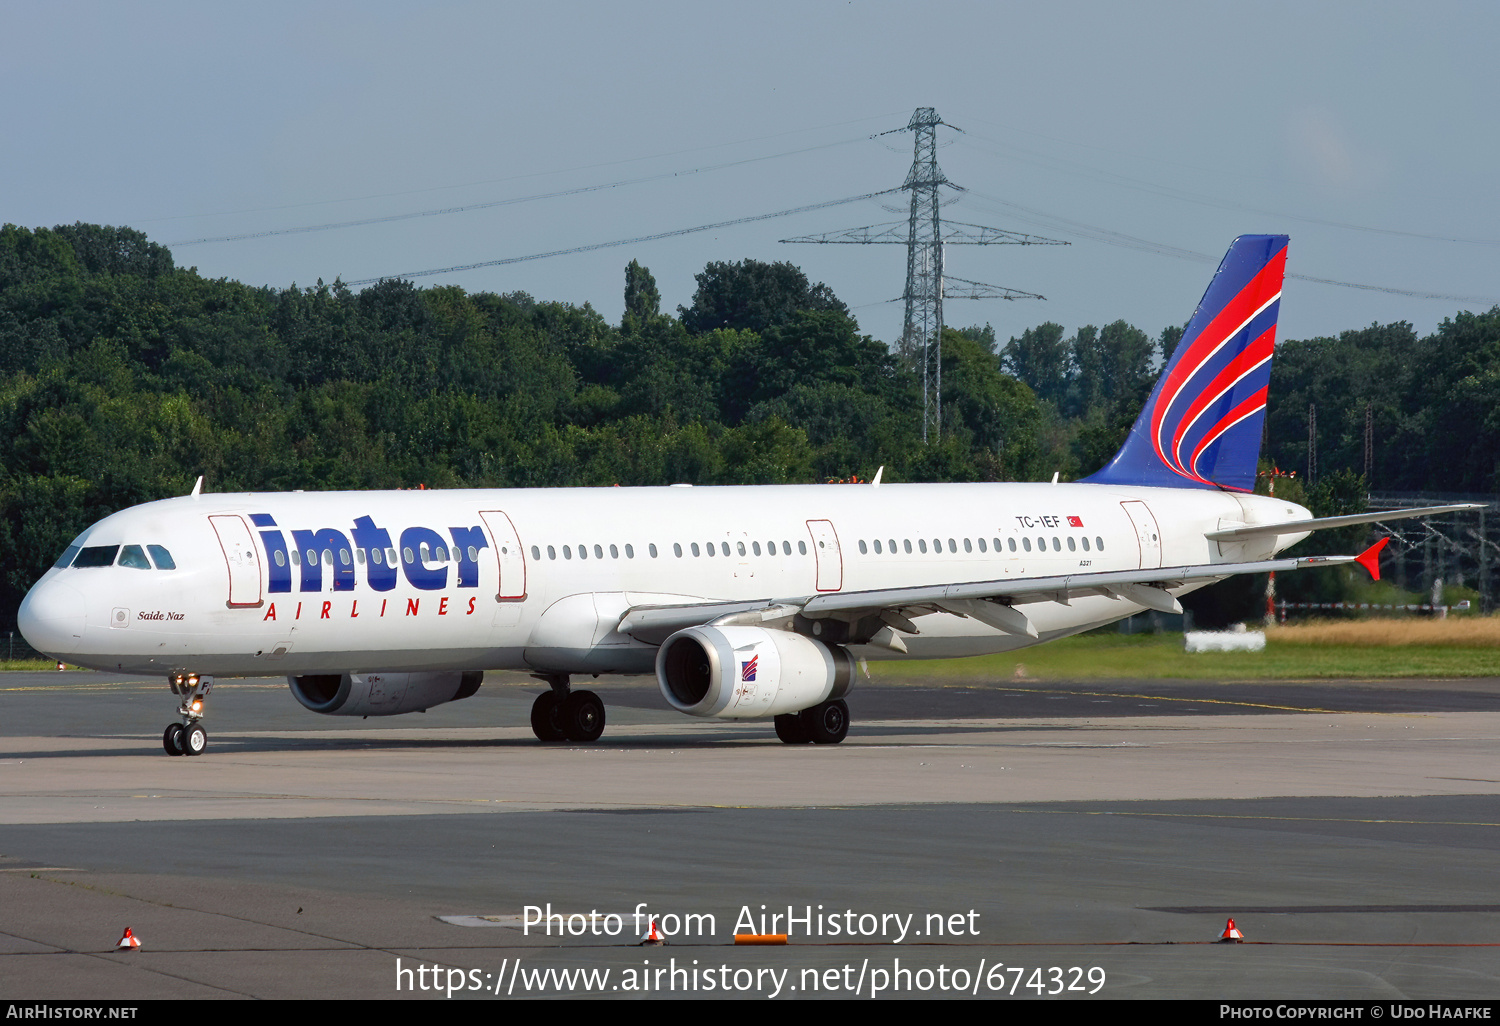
left=16, top=235, right=1478, bottom=755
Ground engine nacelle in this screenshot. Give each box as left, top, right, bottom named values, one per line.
left=288, top=670, right=483, bottom=716
left=656, top=625, right=854, bottom=719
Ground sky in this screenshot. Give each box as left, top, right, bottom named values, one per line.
left=4, top=0, right=1498, bottom=350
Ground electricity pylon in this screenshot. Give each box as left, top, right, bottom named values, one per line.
left=783, top=107, right=1066, bottom=442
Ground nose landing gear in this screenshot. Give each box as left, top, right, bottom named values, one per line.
left=162, top=674, right=213, bottom=756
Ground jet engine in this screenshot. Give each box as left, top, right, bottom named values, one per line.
left=289, top=670, right=483, bottom=716
left=656, top=625, right=854, bottom=718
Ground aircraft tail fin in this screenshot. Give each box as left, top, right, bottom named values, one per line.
left=1082, top=234, right=1289, bottom=492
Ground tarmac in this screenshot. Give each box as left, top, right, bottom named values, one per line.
left=2, top=669, right=1498, bottom=1000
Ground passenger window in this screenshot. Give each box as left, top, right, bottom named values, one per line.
left=420, top=544, right=429, bottom=561
left=904, top=539, right=912, bottom=554
left=798, top=541, right=807, bottom=555
left=691, top=543, right=700, bottom=557
left=976, top=538, right=985, bottom=553
left=918, top=539, right=928, bottom=553
left=54, top=545, right=81, bottom=569
left=73, top=545, right=119, bottom=568
left=118, top=545, right=151, bottom=569
left=610, top=544, right=619, bottom=559
left=753, top=541, right=762, bottom=556
left=623, top=544, right=632, bottom=559
left=737, top=541, right=746, bottom=556
left=386, top=547, right=397, bottom=565
left=323, top=550, right=334, bottom=566
left=859, top=540, right=868, bottom=554
left=782, top=541, right=791, bottom=555
left=1096, top=536, right=1105, bottom=551
left=404, top=547, right=415, bottom=563
left=721, top=542, right=730, bottom=556
left=888, top=538, right=897, bottom=553
left=532, top=545, right=541, bottom=560
left=1007, top=538, right=1015, bottom=552
left=563, top=545, right=572, bottom=560
left=1036, top=537, right=1045, bottom=551
left=595, top=544, right=604, bottom=559
left=673, top=543, right=682, bottom=557
left=274, top=550, right=286, bottom=567
left=547, top=545, right=557, bottom=560
left=435, top=546, right=447, bottom=562
left=948, top=538, right=957, bottom=553
left=1081, top=537, right=1090, bottom=551
left=469, top=546, right=479, bottom=561
left=148, top=545, right=176, bottom=570
left=356, top=548, right=366, bottom=565
left=578, top=544, right=588, bottom=560
left=704, top=542, right=714, bottom=557
left=932, top=539, right=941, bottom=553
left=341, top=548, right=352, bottom=565
left=1067, top=537, right=1076, bottom=551
left=1052, top=537, right=1061, bottom=552
left=873, top=540, right=882, bottom=554
left=648, top=543, right=657, bottom=558
left=292, top=550, right=302, bottom=566
left=1022, top=538, right=1032, bottom=552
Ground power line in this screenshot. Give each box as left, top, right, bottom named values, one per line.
left=170, top=135, right=877, bottom=247
left=343, top=188, right=902, bottom=287
left=960, top=190, right=1500, bottom=305
left=957, top=130, right=1500, bottom=246
left=139, top=110, right=911, bottom=224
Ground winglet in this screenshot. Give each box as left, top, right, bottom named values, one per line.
left=1355, top=537, right=1388, bottom=581
left=190, top=475, right=203, bottom=498
left=872, top=466, right=883, bottom=488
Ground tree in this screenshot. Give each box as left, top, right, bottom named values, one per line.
left=1000, top=322, right=1069, bottom=408
left=621, top=259, right=661, bottom=334
left=678, top=259, right=847, bottom=335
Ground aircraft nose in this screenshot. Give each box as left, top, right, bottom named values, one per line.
left=18, top=578, right=87, bottom=657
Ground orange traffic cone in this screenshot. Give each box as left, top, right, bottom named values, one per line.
left=638, top=917, right=667, bottom=947
left=117, top=927, right=140, bottom=950
left=1218, top=917, right=1243, bottom=943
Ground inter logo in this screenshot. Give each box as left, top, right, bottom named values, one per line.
left=741, top=656, right=758, bottom=682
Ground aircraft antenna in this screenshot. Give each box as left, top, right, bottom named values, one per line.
left=783, top=107, right=1066, bottom=443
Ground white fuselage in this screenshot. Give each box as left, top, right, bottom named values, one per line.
left=17, top=481, right=1310, bottom=678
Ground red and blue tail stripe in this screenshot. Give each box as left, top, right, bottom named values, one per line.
left=1083, top=235, right=1289, bottom=492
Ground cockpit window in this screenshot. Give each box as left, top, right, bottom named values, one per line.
left=73, top=545, right=120, bottom=568
left=148, top=545, right=176, bottom=570
left=117, top=545, right=152, bottom=569
left=54, top=545, right=81, bottom=569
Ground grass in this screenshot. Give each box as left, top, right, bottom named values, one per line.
left=869, top=624, right=1500, bottom=682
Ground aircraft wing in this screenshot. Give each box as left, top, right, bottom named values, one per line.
left=1204, top=503, right=1485, bottom=541
left=617, top=553, right=1356, bottom=644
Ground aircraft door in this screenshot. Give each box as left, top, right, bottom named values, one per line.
left=1120, top=501, right=1162, bottom=569
left=805, top=519, right=843, bottom=592
left=209, top=514, right=263, bottom=608
left=479, top=511, right=527, bottom=601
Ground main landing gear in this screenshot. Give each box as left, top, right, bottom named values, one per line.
left=162, top=673, right=212, bottom=756
left=774, top=699, right=849, bottom=745
left=529, top=674, right=606, bottom=743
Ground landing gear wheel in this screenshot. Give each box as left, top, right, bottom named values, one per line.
left=530, top=692, right=568, bottom=742
left=163, top=723, right=185, bottom=756
left=774, top=713, right=811, bottom=744
left=181, top=723, right=207, bottom=756
left=804, top=700, right=849, bottom=745
left=562, top=690, right=606, bottom=743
